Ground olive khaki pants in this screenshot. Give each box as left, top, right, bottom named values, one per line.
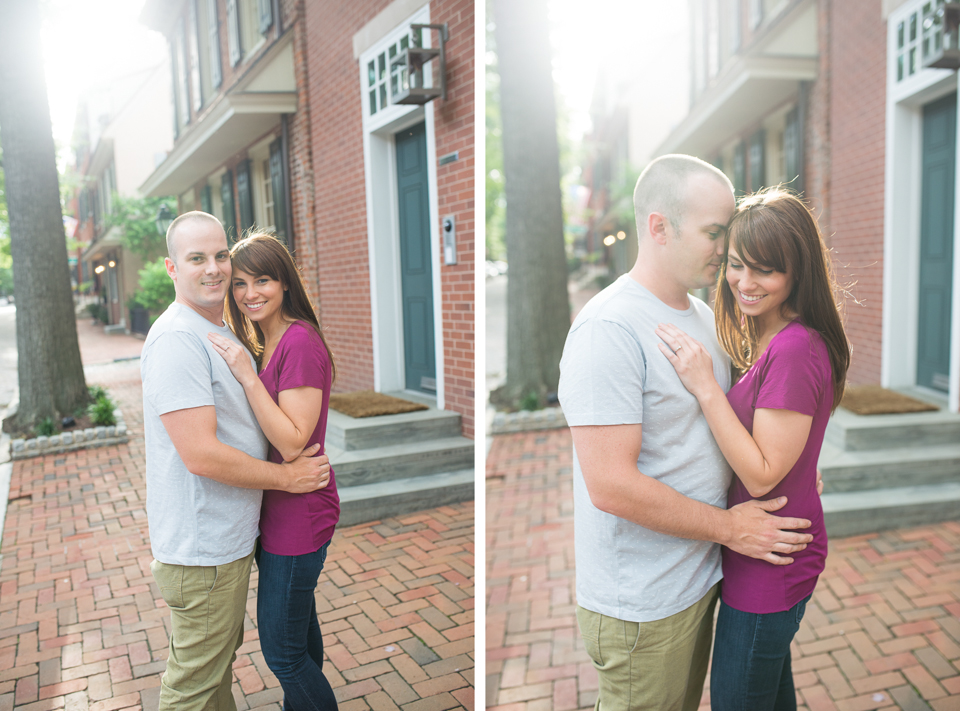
left=151, top=551, right=255, bottom=711
left=576, top=583, right=719, bottom=711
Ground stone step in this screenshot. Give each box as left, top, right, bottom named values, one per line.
left=822, top=483, right=960, bottom=538
left=817, top=440, right=960, bottom=493
left=824, top=400, right=960, bottom=452
left=328, top=436, right=474, bottom=487
left=337, top=469, right=475, bottom=527
left=326, top=406, right=462, bottom=451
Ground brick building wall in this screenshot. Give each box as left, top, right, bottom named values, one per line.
left=303, top=1, right=381, bottom=396
left=825, top=0, right=887, bottom=384
left=304, top=0, right=475, bottom=437
left=431, top=0, right=475, bottom=437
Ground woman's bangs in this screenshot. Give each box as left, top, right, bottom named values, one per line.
left=729, top=210, right=788, bottom=274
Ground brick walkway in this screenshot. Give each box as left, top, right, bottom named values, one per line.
left=486, top=428, right=960, bottom=711
left=0, top=321, right=475, bottom=711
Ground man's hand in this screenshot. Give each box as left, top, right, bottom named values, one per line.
left=279, top=444, right=331, bottom=493
left=724, top=497, right=813, bottom=565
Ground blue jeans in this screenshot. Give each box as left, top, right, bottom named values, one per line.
left=710, top=595, right=810, bottom=711
left=256, top=541, right=338, bottom=711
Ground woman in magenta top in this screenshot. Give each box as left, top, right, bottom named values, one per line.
left=656, top=189, right=850, bottom=710
left=209, top=233, right=339, bottom=711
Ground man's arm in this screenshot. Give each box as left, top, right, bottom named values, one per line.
left=571, top=423, right=813, bottom=565
left=160, top=406, right=329, bottom=493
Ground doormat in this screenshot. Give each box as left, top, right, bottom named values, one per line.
left=840, top=385, right=939, bottom=415
left=329, top=390, right=429, bottom=418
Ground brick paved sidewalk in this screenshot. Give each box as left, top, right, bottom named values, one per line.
left=0, top=357, right=475, bottom=711
left=486, top=428, right=960, bottom=711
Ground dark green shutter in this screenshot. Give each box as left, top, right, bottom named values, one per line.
left=258, top=0, right=273, bottom=33
left=733, top=141, right=746, bottom=194
left=748, top=130, right=765, bottom=192
left=200, top=184, right=213, bottom=214
left=269, top=138, right=287, bottom=242
left=207, top=0, right=221, bottom=89
left=236, top=159, right=254, bottom=233
left=226, top=0, right=241, bottom=66
left=221, top=170, right=237, bottom=242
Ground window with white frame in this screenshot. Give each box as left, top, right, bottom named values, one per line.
left=174, top=18, right=190, bottom=130
left=896, top=0, right=947, bottom=82
left=361, top=7, right=431, bottom=123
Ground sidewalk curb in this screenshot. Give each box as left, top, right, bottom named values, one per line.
left=0, top=394, right=15, bottom=561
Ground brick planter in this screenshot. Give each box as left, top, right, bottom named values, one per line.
left=10, top=407, right=128, bottom=460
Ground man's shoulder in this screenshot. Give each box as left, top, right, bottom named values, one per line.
left=141, top=307, right=210, bottom=372
left=574, top=276, right=650, bottom=329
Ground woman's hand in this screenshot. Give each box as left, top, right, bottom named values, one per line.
left=207, top=332, right=258, bottom=387
left=655, top=323, right=718, bottom=400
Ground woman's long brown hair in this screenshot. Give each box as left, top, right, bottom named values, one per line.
left=715, top=188, right=849, bottom=410
left=224, top=232, right=337, bottom=382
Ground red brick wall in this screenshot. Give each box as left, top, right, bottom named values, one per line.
left=824, top=0, right=886, bottom=384
left=432, top=0, right=475, bottom=437
left=304, top=0, right=475, bottom=437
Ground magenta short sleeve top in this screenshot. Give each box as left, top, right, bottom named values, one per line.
left=722, top=321, right=832, bottom=614
left=257, top=321, right=340, bottom=555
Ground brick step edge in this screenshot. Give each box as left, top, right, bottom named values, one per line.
left=10, top=408, right=128, bottom=460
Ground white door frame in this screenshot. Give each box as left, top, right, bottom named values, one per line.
left=359, top=3, right=445, bottom=407
left=882, top=1, right=960, bottom=412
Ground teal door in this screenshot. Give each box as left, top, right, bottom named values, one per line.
left=918, top=93, right=956, bottom=392
left=396, top=122, right=436, bottom=392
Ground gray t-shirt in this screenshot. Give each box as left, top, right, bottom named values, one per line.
left=558, top=274, right=733, bottom=623
left=141, top=302, right=268, bottom=566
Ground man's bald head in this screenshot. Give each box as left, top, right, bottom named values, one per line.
left=166, top=211, right=226, bottom=264
left=633, top=154, right=733, bottom=237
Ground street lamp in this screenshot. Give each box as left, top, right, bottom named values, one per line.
left=155, top=204, right=175, bottom=236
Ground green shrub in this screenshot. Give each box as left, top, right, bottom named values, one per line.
left=88, top=385, right=107, bottom=401
left=130, top=257, right=175, bottom=314
left=89, top=396, right=116, bottom=426
left=520, top=391, right=540, bottom=411
left=35, top=417, right=57, bottom=437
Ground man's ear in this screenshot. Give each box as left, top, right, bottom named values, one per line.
left=164, top=257, right=177, bottom=281
left=647, top=212, right=670, bottom=246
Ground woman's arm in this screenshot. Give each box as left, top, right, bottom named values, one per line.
left=208, top=332, right=323, bottom=462
left=655, top=323, right=812, bottom=497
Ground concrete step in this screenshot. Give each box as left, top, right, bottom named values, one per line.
left=825, top=399, right=960, bottom=452
left=822, top=483, right=960, bottom=538
left=818, top=440, right=960, bottom=492
left=326, top=401, right=462, bottom=451
left=328, top=436, right=474, bottom=487
left=338, top=469, right=475, bottom=527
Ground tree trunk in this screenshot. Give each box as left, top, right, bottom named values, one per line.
left=491, top=0, right=570, bottom=408
left=0, top=0, right=88, bottom=428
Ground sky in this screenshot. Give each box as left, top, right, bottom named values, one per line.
left=547, top=0, right=690, bottom=140
left=39, top=0, right=166, bottom=156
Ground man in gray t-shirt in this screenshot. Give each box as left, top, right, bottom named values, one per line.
left=142, top=212, right=330, bottom=711
left=558, top=156, right=814, bottom=711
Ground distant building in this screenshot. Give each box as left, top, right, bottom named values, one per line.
left=653, top=0, right=959, bottom=412
left=138, top=0, right=475, bottom=436
left=72, top=63, right=174, bottom=328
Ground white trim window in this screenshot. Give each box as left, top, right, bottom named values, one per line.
left=361, top=8, right=431, bottom=129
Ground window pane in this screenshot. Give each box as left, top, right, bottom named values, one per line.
left=370, top=90, right=377, bottom=114
left=380, top=83, right=387, bottom=108
left=898, top=54, right=904, bottom=80
left=391, top=73, right=398, bottom=96
left=910, top=13, right=917, bottom=41
left=368, top=60, right=375, bottom=87
left=401, top=35, right=409, bottom=51
left=898, top=21, right=904, bottom=48
left=909, top=46, right=916, bottom=73
left=389, top=44, right=397, bottom=59
left=378, top=53, right=385, bottom=80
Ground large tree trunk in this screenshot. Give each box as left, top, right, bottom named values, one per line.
left=491, top=0, right=570, bottom=408
left=0, top=0, right=88, bottom=428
